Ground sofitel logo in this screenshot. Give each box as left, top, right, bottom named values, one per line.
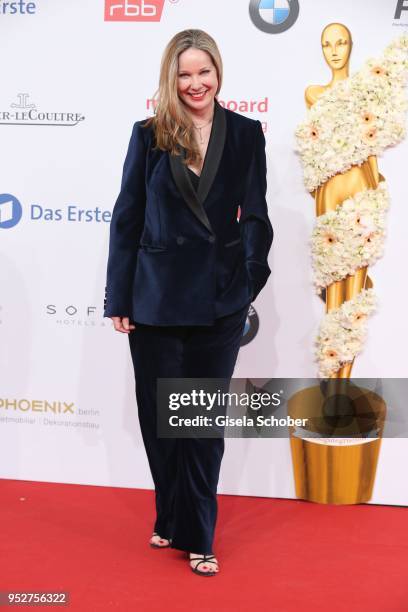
left=46, top=304, right=111, bottom=327
left=104, top=0, right=164, bottom=21
left=0, top=93, right=85, bottom=126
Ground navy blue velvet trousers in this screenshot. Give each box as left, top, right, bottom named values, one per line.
left=128, top=303, right=250, bottom=555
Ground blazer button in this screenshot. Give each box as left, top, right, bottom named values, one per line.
left=176, top=236, right=185, bottom=245
left=208, top=235, right=215, bottom=243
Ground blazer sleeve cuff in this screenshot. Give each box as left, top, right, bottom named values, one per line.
left=245, top=259, right=271, bottom=302
left=103, top=285, right=132, bottom=318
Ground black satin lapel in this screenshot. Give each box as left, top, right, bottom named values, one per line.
left=169, top=150, right=213, bottom=234
left=168, top=99, right=226, bottom=235
left=197, top=99, right=226, bottom=205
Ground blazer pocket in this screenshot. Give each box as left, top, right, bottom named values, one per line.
left=139, top=242, right=167, bottom=253
left=224, top=238, right=241, bottom=248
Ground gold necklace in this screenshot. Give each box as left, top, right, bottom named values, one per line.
left=192, top=117, right=213, bottom=144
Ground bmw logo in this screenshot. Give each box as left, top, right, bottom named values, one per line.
left=241, top=304, right=259, bottom=346
left=0, top=194, right=23, bottom=229
left=249, top=0, right=299, bottom=34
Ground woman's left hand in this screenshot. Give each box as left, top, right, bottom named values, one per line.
left=111, top=316, right=136, bottom=334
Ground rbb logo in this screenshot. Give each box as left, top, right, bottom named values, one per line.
left=104, top=0, right=164, bottom=21
left=395, top=0, right=408, bottom=18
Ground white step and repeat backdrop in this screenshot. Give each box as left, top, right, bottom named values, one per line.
left=1, top=0, right=407, bottom=504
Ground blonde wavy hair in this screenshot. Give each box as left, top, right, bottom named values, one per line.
left=143, top=29, right=223, bottom=167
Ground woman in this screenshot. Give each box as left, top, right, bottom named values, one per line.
left=104, top=29, right=273, bottom=576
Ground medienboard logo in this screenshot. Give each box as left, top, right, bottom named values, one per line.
left=104, top=0, right=164, bottom=21
left=0, top=194, right=22, bottom=229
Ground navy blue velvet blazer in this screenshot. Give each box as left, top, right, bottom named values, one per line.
left=104, top=98, right=273, bottom=326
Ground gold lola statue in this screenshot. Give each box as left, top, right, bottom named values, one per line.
left=305, top=22, right=383, bottom=378
left=288, top=24, right=388, bottom=504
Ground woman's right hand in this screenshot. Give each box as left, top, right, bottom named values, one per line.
left=110, top=317, right=136, bottom=334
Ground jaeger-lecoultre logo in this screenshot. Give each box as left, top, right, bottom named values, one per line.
left=0, top=93, right=85, bottom=126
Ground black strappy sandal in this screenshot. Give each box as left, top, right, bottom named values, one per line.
left=189, top=554, right=219, bottom=577
left=149, top=532, right=172, bottom=548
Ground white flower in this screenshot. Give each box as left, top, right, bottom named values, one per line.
left=295, top=34, right=408, bottom=192
left=296, top=35, right=408, bottom=377
left=357, top=214, right=376, bottom=236
left=311, top=183, right=389, bottom=291
left=315, top=289, right=377, bottom=377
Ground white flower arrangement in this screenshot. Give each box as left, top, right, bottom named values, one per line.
left=315, top=289, right=377, bottom=378
left=295, top=34, right=408, bottom=377
left=311, top=181, right=389, bottom=292
left=295, top=34, right=408, bottom=192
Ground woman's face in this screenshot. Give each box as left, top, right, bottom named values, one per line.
left=177, top=47, right=218, bottom=113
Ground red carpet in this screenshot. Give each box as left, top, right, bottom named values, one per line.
left=1, top=479, right=407, bottom=611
